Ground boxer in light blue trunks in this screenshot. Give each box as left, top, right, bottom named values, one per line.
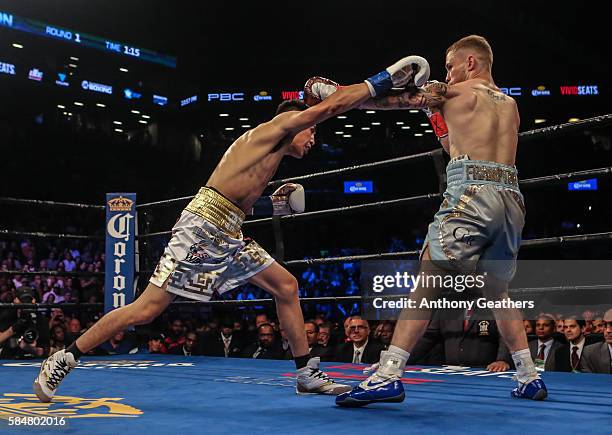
left=305, top=35, right=547, bottom=406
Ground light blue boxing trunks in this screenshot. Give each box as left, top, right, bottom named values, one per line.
left=422, top=155, right=526, bottom=282
left=150, top=187, right=274, bottom=301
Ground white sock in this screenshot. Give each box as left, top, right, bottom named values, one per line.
left=378, top=345, right=410, bottom=376
left=511, top=348, right=539, bottom=383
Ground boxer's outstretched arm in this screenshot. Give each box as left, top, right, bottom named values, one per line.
left=360, top=81, right=455, bottom=110
left=279, top=83, right=372, bottom=133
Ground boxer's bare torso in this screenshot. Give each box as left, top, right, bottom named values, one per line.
left=206, top=114, right=314, bottom=214
left=439, top=79, right=519, bottom=165
left=362, top=78, right=519, bottom=166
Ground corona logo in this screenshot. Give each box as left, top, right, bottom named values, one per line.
left=107, top=196, right=134, bottom=212
left=0, top=393, right=142, bottom=420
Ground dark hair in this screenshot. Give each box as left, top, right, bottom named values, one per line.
left=319, top=322, right=332, bottom=330
left=565, top=317, right=586, bottom=328
left=275, top=99, right=308, bottom=115
left=536, top=314, right=555, bottom=328
left=304, top=321, right=319, bottom=333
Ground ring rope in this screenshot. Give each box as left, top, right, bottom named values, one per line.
left=0, top=270, right=104, bottom=277
left=133, top=231, right=612, bottom=275
left=0, top=229, right=103, bottom=240
left=284, top=250, right=421, bottom=266
left=517, top=113, right=612, bottom=141
left=134, top=114, right=612, bottom=210
left=243, top=193, right=441, bottom=227
left=519, top=167, right=612, bottom=187
left=1, top=115, right=609, bottom=212
left=4, top=163, right=608, bottom=242
left=520, top=231, right=612, bottom=247
left=0, top=197, right=104, bottom=210
left=135, top=162, right=612, bottom=239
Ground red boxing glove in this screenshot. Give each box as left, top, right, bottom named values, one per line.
left=423, top=108, right=449, bottom=139
left=304, top=76, right=342, bottom=106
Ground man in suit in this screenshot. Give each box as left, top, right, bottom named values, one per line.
left=528, top=314, right=564, bottom=371
left=553, top=317, right=600, bottom=372
left=579, top=308, right=612, bottom=374
left=305, top=320, right=332, bottom=360
left=200, top=318, right=244, bottom=357
left=241, top=323, right=284, bottom=360
left=334, top=317, right=384, bottom=364
left=170, top=331, right=201, bottom=356
left=408, top=307, right=511, bottom=371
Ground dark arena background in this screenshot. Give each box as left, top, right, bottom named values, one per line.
left=0, top=1, right=610, bottom=434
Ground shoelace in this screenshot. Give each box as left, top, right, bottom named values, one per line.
left=46, top=357, right=72, bottom=389
left=310, top=368, right=333, bottom=383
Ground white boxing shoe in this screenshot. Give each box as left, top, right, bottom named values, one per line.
left=33, top=349, right=78, bottom=402
left=296, top=357, right=352, bottom=395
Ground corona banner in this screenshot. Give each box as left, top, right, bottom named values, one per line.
left=104, top=193, right=136, bottom=314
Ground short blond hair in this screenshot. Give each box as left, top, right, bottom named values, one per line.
left=446, top=35, right=493, bottom=69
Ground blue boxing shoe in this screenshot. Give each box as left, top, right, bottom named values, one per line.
left=511, top=378, right=548, bottom=401
left=336, top=351, right=406, bottom=407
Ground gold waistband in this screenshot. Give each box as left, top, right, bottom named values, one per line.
left=464, top=164, right=518, bottom=188
left=185, top=187, right=245, bottom=237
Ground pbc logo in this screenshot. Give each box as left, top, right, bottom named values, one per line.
left=500, top=87, right=522, bottom=96
left=207, top=93, right=244, bottom=102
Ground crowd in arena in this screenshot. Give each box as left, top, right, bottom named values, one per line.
left=1, top=238, right=609, bottom=374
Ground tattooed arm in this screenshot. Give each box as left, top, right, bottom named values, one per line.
left=360, top=80, right=455, bottom=110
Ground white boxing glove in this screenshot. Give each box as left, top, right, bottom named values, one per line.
left=271, top=183, right=305, bottom=215
left=304, top=76, right=342, bottom=106
left=365, top=55, right=430, bottom=97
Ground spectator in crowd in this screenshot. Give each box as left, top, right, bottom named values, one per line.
left=553, top=317, right=600, bottom=372
left=67, top=317, right=83, bottom=341
left=335, top=317, right=384, bottom=364
left=302, top=320, right=328, bottom=359
left=529, top=314, right=564, bottom=371
left=315, top=322, right=335, bottom=360
left=48, top=308, right=66, bottom=331
left=317, top=322, right=332, bottom=347
left=143, top=332, right=167, bottom=354
left=556, top=318, right=565, bottom=334
left=241, top=323, right=284, bottom=359
left=590, top=316, right=605, bottom=335
left=255, top=313, right=269, bottom=328
left=377, top=321, right=395, bottom=351
left=49, top=325, right=70, bottom=355
left=171, top=331, right=200, bottom=356
left=579, top=308, right=612, bottom=374
left=46, top=252, right=59, bottom=270
left=62, top=253, right=77, bottom=272
left=201, top=318, right=244, bottom=357
left=43, top=286, right=65, bottom=304
left=98, top=330, right=135, bottom=355
left=342, top=316, right=354, bottom=343
left=408, top=308, right=511, bottom=371
left=278, top=324, right=292, bottom=358
left=523, top=320, right=534, bottom=335
left=233, top=321, right=244, bottom=333
left=165, top=319, right=186, bottom=353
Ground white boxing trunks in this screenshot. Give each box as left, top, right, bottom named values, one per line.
left=150, top=187, right=275, bottom=301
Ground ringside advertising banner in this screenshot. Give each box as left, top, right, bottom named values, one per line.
left=105, top=193, right=136, bottom=314
left=360, top=260, right=612, bottom=321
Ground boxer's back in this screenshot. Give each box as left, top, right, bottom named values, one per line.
left=443, top=79, right=519, bottom=165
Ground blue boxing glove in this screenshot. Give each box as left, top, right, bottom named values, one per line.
left=365, top=55, right=430, bottom=97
